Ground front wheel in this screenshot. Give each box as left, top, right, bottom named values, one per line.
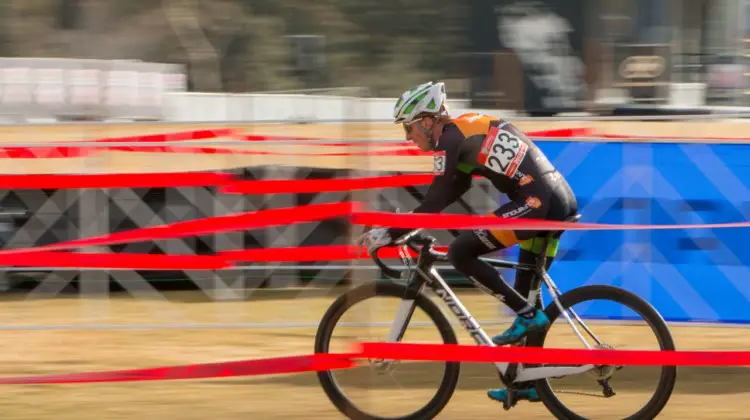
left=314, top=282, right=461, bottom=420
left=529, top=285, right=677, bottom=420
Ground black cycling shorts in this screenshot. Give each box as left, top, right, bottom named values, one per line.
left=474, top=171, right=578, bottom=249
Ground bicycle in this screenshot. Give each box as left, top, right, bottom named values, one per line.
left=315, top=214, right=677, bottom=419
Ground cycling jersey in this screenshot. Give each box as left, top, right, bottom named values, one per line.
left=407, top=112, right=577, bottom=248
left=385, top=111, right=579, bottom=321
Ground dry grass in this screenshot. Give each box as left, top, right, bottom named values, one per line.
left=0, top=288, right=744, bottom=419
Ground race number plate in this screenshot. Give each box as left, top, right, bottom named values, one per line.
left=478, top=124, right=528, bottom=178
left=433, top=152, right=446, bottom=175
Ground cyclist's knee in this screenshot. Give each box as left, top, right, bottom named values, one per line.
left=447, top=233, right=479, bottom=271
left=447, top=241, right=471, bottom=271
left=448, top=230, right=495, bottom=271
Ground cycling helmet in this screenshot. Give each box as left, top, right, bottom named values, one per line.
left=393, top=81, right=447, bottom=124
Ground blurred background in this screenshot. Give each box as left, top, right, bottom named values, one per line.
left=0, top=5, right=748, bottom=419
left=0, top=0, right=748, bottom=120
left=0, top=1, right=748, bottom=327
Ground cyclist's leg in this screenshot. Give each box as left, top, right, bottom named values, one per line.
left=514, top=236, right=560, bottom=309
left=484, top=202, right=557, bottom=345
left=489, top=178, right=577, bottom=403
left=513, top=177, right=578, bottom=309
left=479, top=225, right=548, bottom=403
left=446, top=229, right=535, bottom=315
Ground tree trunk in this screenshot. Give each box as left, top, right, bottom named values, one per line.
left=163, top=0, right=222, bottom=92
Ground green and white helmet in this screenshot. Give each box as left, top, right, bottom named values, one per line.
left=393, top=81, right=447, bottom=124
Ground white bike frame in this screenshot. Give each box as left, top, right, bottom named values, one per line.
left=383, top=243, right=599, bottom=384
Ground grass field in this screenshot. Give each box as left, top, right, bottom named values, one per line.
left=0, top=287, right=745, bottom=419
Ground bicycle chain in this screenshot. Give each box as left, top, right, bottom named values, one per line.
left=552, top=388, right=611, bottom=398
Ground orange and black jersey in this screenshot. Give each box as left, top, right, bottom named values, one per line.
left=413, top=113, right=561, bottom=214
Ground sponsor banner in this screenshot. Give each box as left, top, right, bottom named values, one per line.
left=612, top=43, right=672, bottom=104
left=491, top=139, right=750, bottom=323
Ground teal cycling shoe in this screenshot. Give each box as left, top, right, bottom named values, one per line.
left=487, top=387, right=540, bottom=403
left=492, top=309, right=550, bottom=345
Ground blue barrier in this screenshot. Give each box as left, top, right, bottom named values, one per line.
left=504, top=139, right=750, bottom=324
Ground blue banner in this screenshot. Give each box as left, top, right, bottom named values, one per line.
left=502, top=139, right=750, bottom=324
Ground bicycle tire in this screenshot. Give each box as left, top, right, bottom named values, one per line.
left=314, top=282, right=461, bottom=420
left=528, top=285, right=677, bottom=420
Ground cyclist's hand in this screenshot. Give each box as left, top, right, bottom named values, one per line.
left=361, top=227, right=393, bottom=254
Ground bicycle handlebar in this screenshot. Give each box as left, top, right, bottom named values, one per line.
left=369, top=230, right=442, bottom=280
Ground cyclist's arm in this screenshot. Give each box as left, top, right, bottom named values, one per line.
left=446, top=170, right=472, bottom=204
left=412, top=130, right=465, bottom=214
left=387, top=130, right=469, bottom=240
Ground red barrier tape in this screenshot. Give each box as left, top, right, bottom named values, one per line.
left=0, top=172, right=234, bottom=189
left=357, top=343, right=750, bottom=367
left=239, top=134, right=318, bottom=142
left=3, top=200, right=750, bottom=263
left=0, top=147, right=91, bottom=159
left=220, top=173, right=489, bottom=195
left=222, top=245, right=362, bottom=262
left=220, top=174, right=436, bottom=194
left=0, top=353, right=354, bottom=385
left=0, top=243, right=444, bottom=269
left=0, top=243, right=440, bottom=269
left=5, top=341, right=750, bottom=385
left=0, top=252, right=229, bottom=270
left=239, top=134, right=416, bottom=148
left=526, top=128, right=594, bottom=138
left=351, top=211, right=750, bottom=231
left=221, top=244, right=448, bottom=262
left=94, top=129, right=235, bottom=144
left=0, top=202, right=358, bottom=255
left=148, top=146, right=431, bottom=157
left=0, top=129, right=236, bottom=159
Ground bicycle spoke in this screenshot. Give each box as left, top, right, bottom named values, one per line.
left=534, top=287, right=676, bottom=419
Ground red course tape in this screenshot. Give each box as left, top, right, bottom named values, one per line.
left=0, top=353, right=354, bottom=385
left=5, top=341, right=750, bottom=385
left=357, top=343, right=750, bottom=367
left=94, top=129, right=235, bottom=144
left=0, top=172, right=234, bottom=189
left=222, top=244, right=448, bottom=262
left=0, top=129, right=236, bottom=159
left=3, top=200, right=750, bottom=262
left=0, top=252, right=229, bottom=270
left=351, top=211, right=750, bottom=231
left=220, top=174, right=436, bottom=194
left=0, top=147, right=91, bottom=159
left=0, top=202, right=359, bottom=255
left=220, top=173, right=488, bottom=195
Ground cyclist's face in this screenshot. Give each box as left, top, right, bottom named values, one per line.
left=404, top=117, right=434, bottom=152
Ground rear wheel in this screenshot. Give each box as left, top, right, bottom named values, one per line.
left=529, top=285, right=677, bottom=419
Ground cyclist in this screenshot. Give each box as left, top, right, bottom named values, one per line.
left=362, top=81, right=579, bottom=404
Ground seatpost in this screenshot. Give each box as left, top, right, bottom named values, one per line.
left=529, top=236, right=552, bottom=310
left=535, top=237, right=550, bottom=269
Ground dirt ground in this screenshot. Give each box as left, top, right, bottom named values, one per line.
left=0, top=287, right=744, bottom=419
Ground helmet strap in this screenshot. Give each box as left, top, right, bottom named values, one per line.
left=415, top=123, right=437, bottom=150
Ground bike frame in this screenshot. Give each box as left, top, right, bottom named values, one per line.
left=383, top=240, right=599, bottom=385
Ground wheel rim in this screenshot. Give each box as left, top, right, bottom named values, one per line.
left=534, top=289, right=676, bottom=420
left=316, top=284, right=460, bottom=420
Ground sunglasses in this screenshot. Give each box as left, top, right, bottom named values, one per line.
left=402, top=117, right=426, bottom=135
